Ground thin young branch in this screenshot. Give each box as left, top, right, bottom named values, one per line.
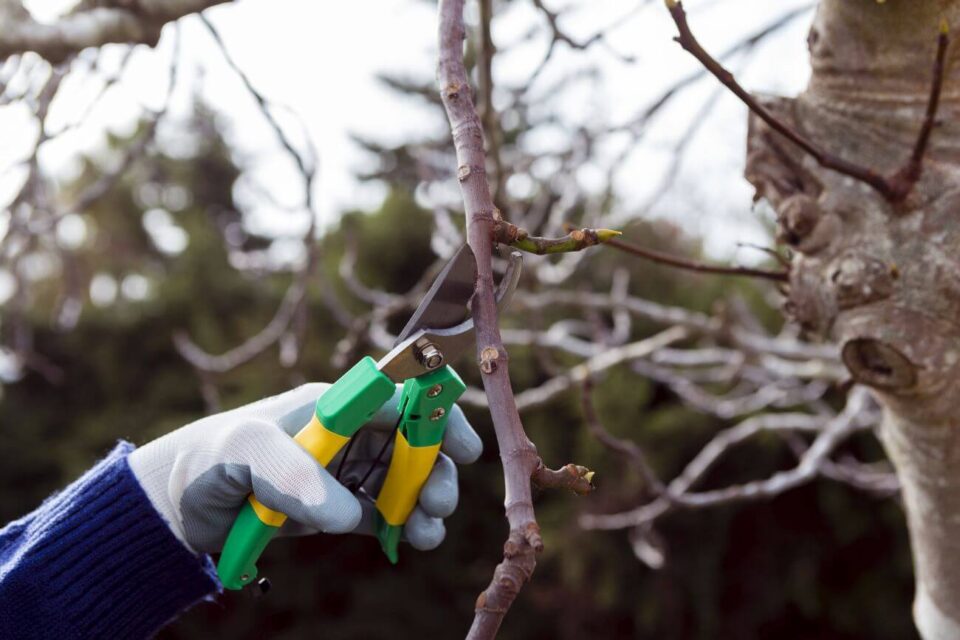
left=493, top=219, right=620, bottom=255
left=613, top=4, right=813, bottom=136
left=581, top=378, right=665, bottom=495
left=606, top=235, right=789, bottom=282
left=531, top=0, right=635, bottom=64
left=664, top=0, right=898, bottom=201
left=173, top=15, right=326, bottom=378
left=173, top=280, right=307, bottom=373
left=887, top=21, right=950, bottom=199
left=199, top=14, right=318, bottom=197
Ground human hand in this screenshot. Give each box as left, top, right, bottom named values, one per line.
left=128, top=383, right=482, bottom=554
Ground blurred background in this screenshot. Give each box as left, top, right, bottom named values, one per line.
left=0, top=0, right=917, bottom=638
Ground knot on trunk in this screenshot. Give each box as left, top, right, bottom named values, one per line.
left=777, top=194, right=838, bottom=254
left=842, top=338, right=918, bottom=391
left=829, top=251, right=896, bottom=310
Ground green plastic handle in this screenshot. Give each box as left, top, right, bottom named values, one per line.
left=217, top=501, right=278, bottom=589
left=374, top=365, right=466, bottom=563
left=217, top=356, right=396, bottom=590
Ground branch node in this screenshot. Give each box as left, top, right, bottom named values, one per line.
left=531, top=461, right=597, bottom=495
left=479, top=346, right=500, bottom=374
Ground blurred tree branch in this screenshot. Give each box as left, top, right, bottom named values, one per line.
left=0, top=0, right=229, bottom=63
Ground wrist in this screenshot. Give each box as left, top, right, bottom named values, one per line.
left=129, top=436, right=193, bottom=552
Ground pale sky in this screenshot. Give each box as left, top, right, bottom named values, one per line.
left=5, top=0, right=815, bottom=261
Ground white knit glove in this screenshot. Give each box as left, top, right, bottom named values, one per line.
left=128, top=383, right=482, bottom=554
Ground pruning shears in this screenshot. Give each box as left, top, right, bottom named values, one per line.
left=217, top=244, right=522, bottom=590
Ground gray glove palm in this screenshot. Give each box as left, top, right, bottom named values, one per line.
left=128, top=383, right=482, bottom=555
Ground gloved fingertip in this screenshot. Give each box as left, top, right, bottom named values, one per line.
left=442, top=404, right=483, bottom=464
left=405, top=509, right=446, bottom=551
left=420, top=455, right=458, bottom=519
left=318, top=491, right=363, bottom=534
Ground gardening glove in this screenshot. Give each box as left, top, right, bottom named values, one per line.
left=128, top=383, right=482, bottom=555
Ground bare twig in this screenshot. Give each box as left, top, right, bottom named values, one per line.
left=174, top=16, right=326, bottom=377
left=463, top=326, right=689, bottom=409
left=887, top=21, right=950, bottom=200
left=581, top=378, right=664, bottom=495
left=605, top=235, right=789, bottom=282
left=531, top=0, right=635, bottom=63
left=665, top=1, right=897, bottom=200
left=173, top=280, right=307, bottom=373
left=580, top=388, right=875, bottom=531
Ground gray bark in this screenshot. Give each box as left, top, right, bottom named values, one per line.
left=746, top=2, right=960, bottom=636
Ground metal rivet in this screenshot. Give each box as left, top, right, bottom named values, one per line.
left=427, top=384, right=443, bottom=397
left=430, top=408, right=446, bottom=421
left=240, top=574, right=249, bottom=582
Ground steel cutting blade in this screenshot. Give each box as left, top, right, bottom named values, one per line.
left=394, top=244, right=478, bottom=346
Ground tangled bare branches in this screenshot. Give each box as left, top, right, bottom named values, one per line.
left=0, top=0, right=913, bottom=637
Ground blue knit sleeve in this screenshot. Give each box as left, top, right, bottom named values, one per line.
left=0, top=441, right=220, bottom=640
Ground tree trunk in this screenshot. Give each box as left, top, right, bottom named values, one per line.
left=745, top=1, right=960, bottom=637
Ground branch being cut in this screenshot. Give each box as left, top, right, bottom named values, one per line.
left=438, top=2, right=593, bottom=637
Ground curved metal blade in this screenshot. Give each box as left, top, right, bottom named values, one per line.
left=378, top=250, right=523, bottom=382
left=394, top=244, right=477, bottom=346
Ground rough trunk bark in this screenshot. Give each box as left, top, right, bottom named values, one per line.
left=745, top=2, right=960, bottom=637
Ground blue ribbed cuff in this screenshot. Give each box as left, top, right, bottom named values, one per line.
left=0, top=442, right=219, bottom=639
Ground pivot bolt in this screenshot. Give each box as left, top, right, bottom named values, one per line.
left=417, top=343, right=443, bottom=370
left=427, top=384, right=443, bottom=397
left=430, top=408, right=446, bottom=421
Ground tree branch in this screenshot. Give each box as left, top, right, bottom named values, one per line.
left=581, top=377, right=664, bottom=495
left=664, top=0, right=906, bottom=202
left=477, top=0, right=505, bottom=213
left=438, top=2, right=593, bottom=637
left=887, top=20, right=950, bottom=200
left=173, top=15, right=321, bottom=376
left=580, top=387, right=875, bottom=531
left=605, top=235, right=789, bottom=282
left=0, top=0, right=230, bottom=63
left=531, top=462, right=595, bottom=495
left=494, top=219, right=620, bottom=255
